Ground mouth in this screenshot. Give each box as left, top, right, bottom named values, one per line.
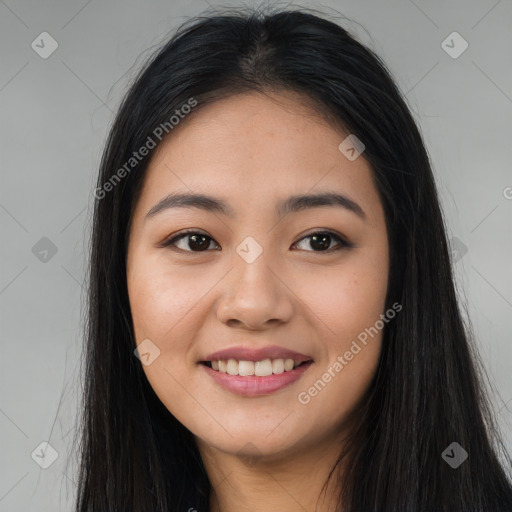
left=200, top=358, right=313, bottom=376
left=199, top=357, right=314, bottom=396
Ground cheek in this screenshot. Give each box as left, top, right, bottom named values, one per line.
left=293, top=254, right=388, bottom=344
left=294, top=276, right=385, bottom=418
left=291, top=251, right=387, bottom=408
left=127, top=257, right=211, bottom=423
left=128, top=256, right=214, bottom=343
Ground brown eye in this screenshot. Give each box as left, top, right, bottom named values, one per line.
left=162, top=231, right=220, bottom=252
left=293, top=231, right=351, bottom=252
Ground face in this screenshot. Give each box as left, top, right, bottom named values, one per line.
left=126, top=90, right=389, bottom=461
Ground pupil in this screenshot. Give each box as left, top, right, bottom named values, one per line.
left=189, top=234, right=209, bottom=251
left=311, top=234, right=330, bottom=251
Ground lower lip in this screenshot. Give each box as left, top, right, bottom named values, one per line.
left=201, top=361, right=314, bottom=397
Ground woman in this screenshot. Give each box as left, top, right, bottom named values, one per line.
left=74, top=5, right=512, bottom=511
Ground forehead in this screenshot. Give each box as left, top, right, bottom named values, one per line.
left=159, top=90, right=344, bottom=153
left=133, top=91, right=380, bottom=222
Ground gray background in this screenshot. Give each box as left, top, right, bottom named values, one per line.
left=1, top=0, right=511, bottom=510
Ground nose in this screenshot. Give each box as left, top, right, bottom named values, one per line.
left=215, top=252, right=294, bottom=330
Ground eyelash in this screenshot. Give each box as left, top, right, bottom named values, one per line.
left=160, top=229, right=353, bottom=254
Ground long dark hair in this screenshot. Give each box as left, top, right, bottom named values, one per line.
left=74, top=5, right=512, bottom=511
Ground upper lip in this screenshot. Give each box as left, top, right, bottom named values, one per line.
left=202, top=345, right=313, bottom=363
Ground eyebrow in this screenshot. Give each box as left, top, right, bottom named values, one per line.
left=145, top=191, right=367, bottom=222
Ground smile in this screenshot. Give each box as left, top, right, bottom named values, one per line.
left=202, top=358, right=309, bottom=375
left=200, top=358, right=314, bottom=396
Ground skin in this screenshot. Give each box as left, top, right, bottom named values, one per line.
left=126, top=90, right=389, bottom=512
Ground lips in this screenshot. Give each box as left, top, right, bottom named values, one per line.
left=202, top=359, right=313, bottom=396
left=201, top=345, right=313, bottom=364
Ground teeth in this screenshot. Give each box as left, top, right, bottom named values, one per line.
left=209, top=358, right=308, bottom=376
left=226, top=359, right=239, bottom=375
left=255, top=359, right=273, bottom=376
left=238, top=360, right=254, bottom=376
left=272, top=359, right=284, bottom=374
